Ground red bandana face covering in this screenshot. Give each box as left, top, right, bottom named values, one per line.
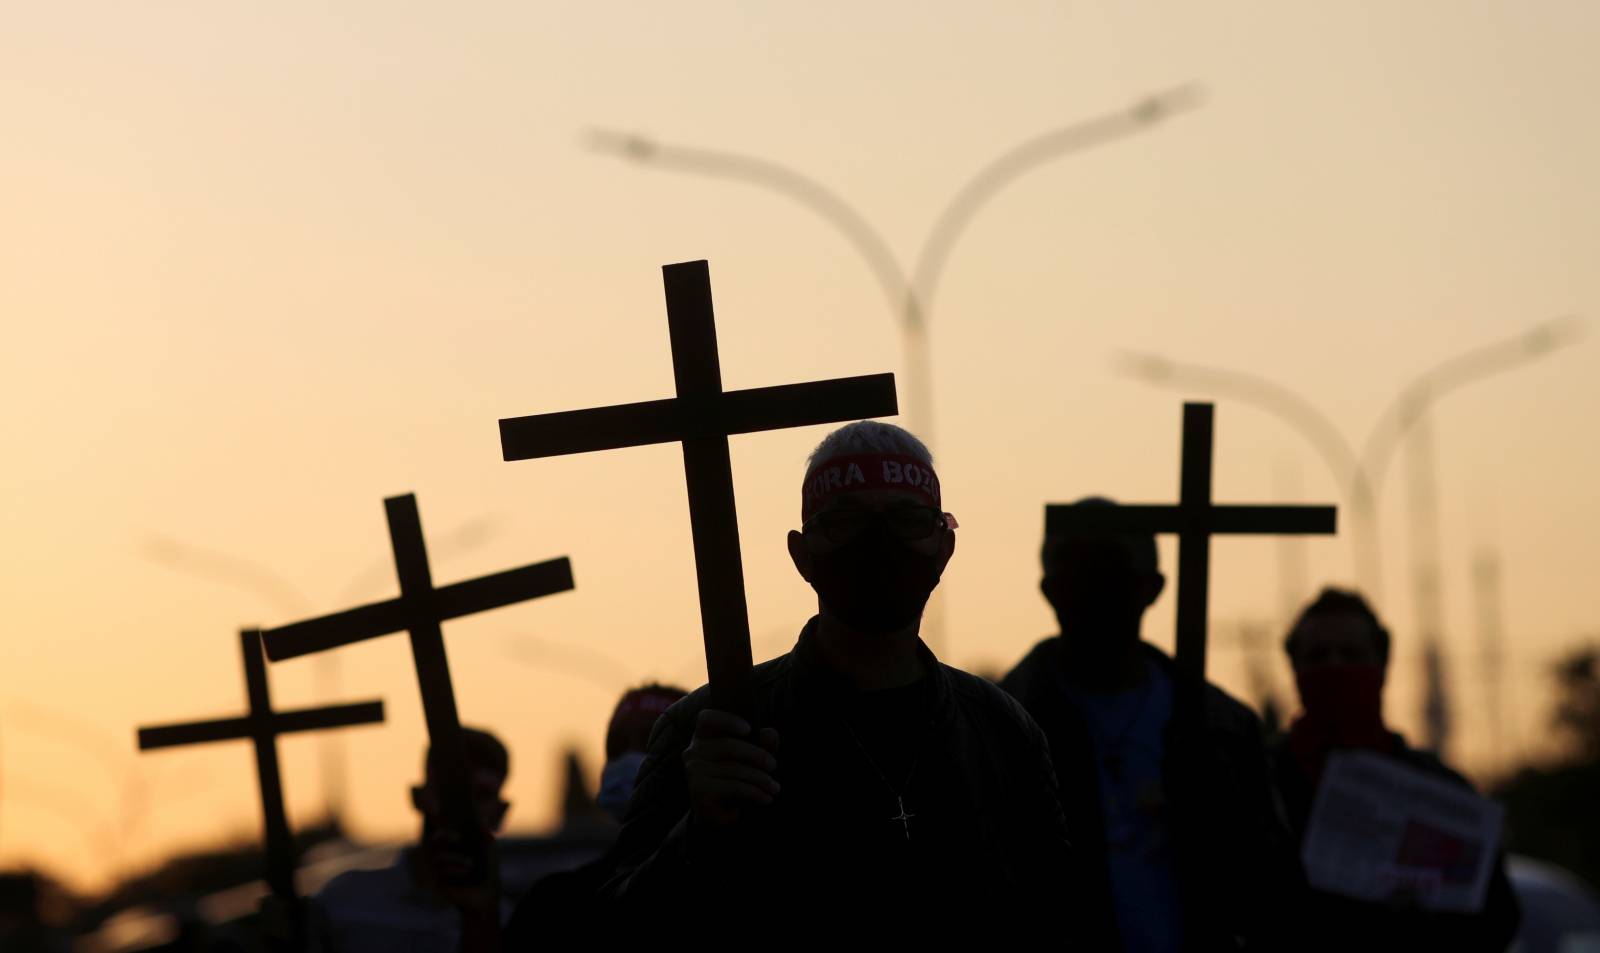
left=1289, top=663, right=1392, bottom=782
left=800, top=453, right=941, bottom=522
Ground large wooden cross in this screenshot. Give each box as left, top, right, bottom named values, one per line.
left=1046, top=402, right=1338, bottom=720
left=259, top=493, right=574, bottom=882
left=498, top=260, right=898, bottom=716
left=137, top=629, right=384, bottom=919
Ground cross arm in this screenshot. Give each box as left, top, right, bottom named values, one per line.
left=138, top=716, right=251, bottom=750
left=498, top=375, right=898, bottom=461
left=261, top=557, right=573, bottom=662
left=431, top=558, right=574, bottom=619
left=715, top=373, right=898, bottom=435
left=272, top=700, right=385, bottom=735
left=1046, top=504, right=1337, bottom=536
left=499, top=397, right=686, bottom=460
left=1209, top=505, right=1337, bottom=535
left=260, top=599, right=411, bottom=662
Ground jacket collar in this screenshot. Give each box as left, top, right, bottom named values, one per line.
left=786, top=615, right=954, bottom=724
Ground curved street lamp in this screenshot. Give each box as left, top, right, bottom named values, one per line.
left=1116, top=314, right=1585, bottom=598
left=588, top=84, right=1204, bottom=452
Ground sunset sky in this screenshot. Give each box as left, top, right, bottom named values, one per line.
left=2, top=1, right=1597, bottom=892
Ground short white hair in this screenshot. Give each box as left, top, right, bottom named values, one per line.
left=806, top=421, right=933, bottom=470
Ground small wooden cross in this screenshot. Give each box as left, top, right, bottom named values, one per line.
left=1046, top=403, right=1338, bottom=719
left=498, top=260, right=898, bottom=717
left=137, top=629, right=384, bottom=926
left=259, top=493, right=574, bottom=882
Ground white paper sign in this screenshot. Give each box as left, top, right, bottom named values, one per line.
left=1301, top=750, right=1504, bottom=913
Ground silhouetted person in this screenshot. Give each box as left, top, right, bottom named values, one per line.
left=310, top=727, right=512, bottom=952
left=1001, top=498, right=1299, bottom=951
left=598, top=422, right=1072, bottom=925
left=594, top=685, right=691, bottom=822
left=1272, top=588, right=1520, bottom=951
left=500, top=684, right=687, bottom=944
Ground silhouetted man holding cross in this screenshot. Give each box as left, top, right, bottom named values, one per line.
left=259, top=492, right=573, bottom=949
left=1002, top=404, right=1329, bottom=951
left=597, top=422, right=1072, bottom=923
left=494, top=262, right=1072, bottom=928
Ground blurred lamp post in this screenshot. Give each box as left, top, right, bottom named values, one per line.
left=590, top=85, right=1202, bottom=452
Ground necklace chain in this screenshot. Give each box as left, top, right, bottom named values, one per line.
left=841, top=709, right=929, bottom=840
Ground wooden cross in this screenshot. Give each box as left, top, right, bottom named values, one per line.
left=498, top=259, right=898, bottom=716
left=137, top=629, right=384, bottom=917
left=1046, top=403, right=1338, bottom=719
left=259, top=493, right=575, bottom=882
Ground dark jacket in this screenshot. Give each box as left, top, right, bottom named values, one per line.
left=598, top=618, right=1075, bottom=926
left=1269, top=732, right=1521, bottom=952
left=1002, top=637, right=1301, bottom=951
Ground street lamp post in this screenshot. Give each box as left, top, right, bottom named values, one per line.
left=1118, top=316, right=1584, bottom=598
left=590, top=85, right=1202, bottom=450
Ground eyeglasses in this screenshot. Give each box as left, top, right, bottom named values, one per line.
left=802, top=505, right=959, bottom=545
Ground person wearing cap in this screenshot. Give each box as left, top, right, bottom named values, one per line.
left=597, top=421, right=1073, bottom=924
left=594, top=685, right=692, bottom=823
left=1000, top=498, right=1299, bottom=951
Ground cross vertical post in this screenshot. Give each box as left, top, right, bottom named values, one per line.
left=665, top=264, right=756, bottom=715
left=383, top=494, right=478, bottom=873
left=1175, top=403, right=1216, bottom=707
left=240, top=628, right=297, bottom=906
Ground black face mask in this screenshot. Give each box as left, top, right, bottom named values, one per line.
left=807, top=524, right=944, bottom=635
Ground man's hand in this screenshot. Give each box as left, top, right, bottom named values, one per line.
left=683, top=709, right=780, bottom=827
left=425, top=825, right=500, bottom=919
left=433, top=826, right=503, bottom=953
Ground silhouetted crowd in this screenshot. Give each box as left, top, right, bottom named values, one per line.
left=297, top=421, right=1520, bottom=949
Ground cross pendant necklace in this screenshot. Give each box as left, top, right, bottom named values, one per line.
left=891, top=795, right=916, bottom=840
left=841, top=719, right=924, bottom=842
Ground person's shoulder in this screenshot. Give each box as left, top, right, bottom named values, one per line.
left=314, top=857, right=406, bottom=906
left=997, top=636, right=1062, bottom=698
left=1201, top=679, right=1263, bottom=730
left=1139, top=643, right=1264, bottom=733
left=1388, top=736, right=1476, bottom=789
left=653, top=653, right=796, bottom=731
left=945, top=664, right=1046, bottom=740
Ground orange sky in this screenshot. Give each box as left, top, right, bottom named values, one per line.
left=2, top=1, right=1597, bottom=892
